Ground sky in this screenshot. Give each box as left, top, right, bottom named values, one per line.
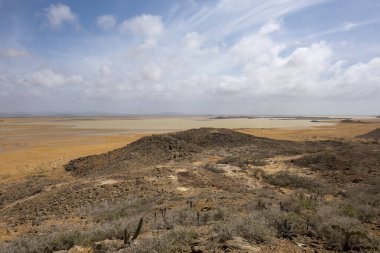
left=0, top=0, right=380, bottom=115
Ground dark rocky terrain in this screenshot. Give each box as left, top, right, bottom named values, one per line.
left=0, top=128, right=379, bottom=253
left=357, top=128, right=380, bottom=141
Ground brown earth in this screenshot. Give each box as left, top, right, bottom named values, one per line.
left=357, top=128, right=380, bottom=140
left=1, top=118, right=380, bottom=252
left=0, top=126, right=379, bottom=253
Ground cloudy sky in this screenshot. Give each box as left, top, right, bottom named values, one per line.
left=0, top=0, right=380, bottom=115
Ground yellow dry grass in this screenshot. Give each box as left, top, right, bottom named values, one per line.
left=1, top=117, right=379, bottom=183
left=239, top=120, right=380, bottom=141
left=0, top=118, right=146, bottom=183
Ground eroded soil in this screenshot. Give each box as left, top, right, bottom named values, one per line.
left=0, top=126, right=379, bottom=253
left=0, top=118, right=380, bottom=252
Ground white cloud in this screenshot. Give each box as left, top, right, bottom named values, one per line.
left=140, top=63, right=162, bottom=82
left=120, top=14, right=164, bottom=38
left=217, top=76, right=248, bottom=93
left=100, top=65, right=111, bottom=76
left=0, top=48, right=30, bottom=58
left=230, top=22, right=285, bottom=67
left=25, top=69, right=82, bottom=88
left=2, top=0, right=380, bottom=114
left=96, top=15, right=116, bottom=30
left=183, top=32, right=202, bottom=49
left=44, top=4, right=78, bottom=30
left=343, top=21, right=358, bottom=31
left=332, top=57, right=380, bottom=97
left=82, top=19, right=379, bottom=103
left=258, top=20, right=282, bottom=35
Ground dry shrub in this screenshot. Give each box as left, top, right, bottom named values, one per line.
left=79, top=197, right=152, bottom=221
left=203, top=163, right=223, bottom=173
left=313, top=205, right=379, bottom=251
left=0, top=229, right=84, bottom=253
left=265, top=171, right=331, bottom=194
left=125, top=226, right=198, bottom=253
left=213, top=212, right=276, bottom=244
left=279, top=193, right=318, bottom=214
left=252, top=168, right=265, bottom=179
left=341, top=184, right=380, bottom=223
left=0, top=217, right=142, bottom=253
left=218, top=156, right=268, bottom=168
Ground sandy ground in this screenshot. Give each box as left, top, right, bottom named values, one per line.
left=0, top=118, right=148, bottom=183
left=0, top=116, right=379, bottom=183
left=240, top=119, right=380, bottom=141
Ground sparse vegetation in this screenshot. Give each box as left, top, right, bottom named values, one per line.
left=213, top=213, right=276, bottom=244
left=264, top=170, right=331, bottom=193
left=218, top=155, right=268, bottom=168
left=1, top=128, right=379, bottom=252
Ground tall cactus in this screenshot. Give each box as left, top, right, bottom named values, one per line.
left=124, top=217, right=144, bottom=245
left=131, top=217, right=144, bottom=241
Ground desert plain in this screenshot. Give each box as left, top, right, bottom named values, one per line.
left=0, top=116, right=380, bottom=252
left=0, top=116, right=376, bottom=183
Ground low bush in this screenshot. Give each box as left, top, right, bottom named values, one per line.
left=203, top=163, right=223, bottom=173
left=213, top=212, right=276, bottom=244
left=126, top=226, right=198, bottom=253
left=313, top=205, right=379, bottom=251
left=265, top=171, right=332, bottom=194
left=218, top=156, right=268, bottom=168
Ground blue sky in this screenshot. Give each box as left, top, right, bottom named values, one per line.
left=0, top=0, right=380, bottom=115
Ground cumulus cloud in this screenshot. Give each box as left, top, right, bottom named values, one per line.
left=183, top=32, right=202, bottom=49
left=2, top=0, right=380, bottom=114
left=258, top=20, right=282, bottom=35
left=120, top=14, right=164, bottom=38
left=83, top=19, right=380, bottom=103
left=332, top=57, right=380, bottom=97
left=96, top=15, right=116, bottom=30
left=44, top=4, right=78, bottom=29
left=140, top=63, right=162, bottom=82
left=25, top=69, right=82, bottom=88
left=230, top=23, right=285, bottom=67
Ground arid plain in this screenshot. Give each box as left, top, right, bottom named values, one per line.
left=0, top=116, right=336, bottom=182
left=0, top=116, right=376, bottom=183
left=1, top=116, right=380, bottom=252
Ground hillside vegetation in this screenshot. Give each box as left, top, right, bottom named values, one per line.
left=1, top=128, right=379, bottom=252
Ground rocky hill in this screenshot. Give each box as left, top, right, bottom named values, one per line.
left=1, top=128, right=379, bottom=253
left=357, top=128, right=380, bottom=140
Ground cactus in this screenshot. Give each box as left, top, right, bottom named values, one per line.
left=160, top=207, right=167, bottom=218
left=124, top=217, right=144, bottom=245
left=280, top=219, right=294, bottom=238
left=124, top=228, right=130, bottom=245
left=257, top=199, right=266, bottom=210
left=331, top=225, right=371, bottom=251
left=279, top=201, right=286, bottom=211
left=131, top=217, right=143, bottom=241
left=282, top=219, right=292, bottom=232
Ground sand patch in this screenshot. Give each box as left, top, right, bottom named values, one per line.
left=177, top=187, right=189, bottom=192
left=97, top=179, right=120, bottom=185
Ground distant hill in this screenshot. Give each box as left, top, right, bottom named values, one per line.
left=357, top=128, right=380, bottom=140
